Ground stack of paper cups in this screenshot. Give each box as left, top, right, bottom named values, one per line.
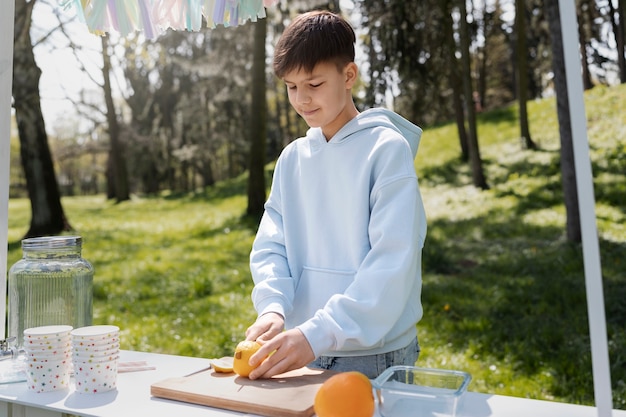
left=23, top=325, right=73, bottom=393
left=71, top=325, right=120, bottom=394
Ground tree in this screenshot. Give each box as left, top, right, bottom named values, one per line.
left=474, top=0, right=512, bottom=110
left=442, top=0, right=469, bottom=161
left=514, top=0, right=537, bottom=150
left=118, top=25, right=254, bottom=195
left=359, top=0, right=490, bottom=170
left=246, top=17, right=268, bottom=219
left=13, top=0, right=72, bottom=238
left=545, top=0, right=581, bottom=243
left=620, top=0, right=626, bottom=82
left=101, top=36, right=130, bottom=202
left=459, top=0, right=489, bottom=190
left=359, top=0, right=454, bottom=125
left=609, top=0, right=626, bottom=83
left=576, top=0, right=594, bottom=90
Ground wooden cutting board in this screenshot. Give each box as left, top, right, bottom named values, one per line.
left=150, top=364, right=337, bottom=417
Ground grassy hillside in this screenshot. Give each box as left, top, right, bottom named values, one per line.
left=414, top=84, right=625, bottom=407
left=7, top=83, right=626, bottom=408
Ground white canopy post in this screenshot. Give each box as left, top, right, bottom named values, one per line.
left=558, top=1, right=613, bottom=416
left=0, top=0, right=16, bottom=339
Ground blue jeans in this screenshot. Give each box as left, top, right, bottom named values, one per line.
left=308, top=337, right=420, bottom=379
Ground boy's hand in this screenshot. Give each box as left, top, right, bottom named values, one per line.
left=247, top=328, right=315, bottom=380
left=245, top=312, right=285, bottom=343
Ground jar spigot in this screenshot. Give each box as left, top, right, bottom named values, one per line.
left=0, top=337, right=19, bottom=361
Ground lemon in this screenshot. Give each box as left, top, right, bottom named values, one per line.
left=233, top=340, right=264, bottom=377
left=211, top=357, right=234, bottom=373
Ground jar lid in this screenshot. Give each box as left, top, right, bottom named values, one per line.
left=22, top=236, right=82, bottom=250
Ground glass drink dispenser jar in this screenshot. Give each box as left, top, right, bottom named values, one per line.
left=8, top=236, right=93, bottom=350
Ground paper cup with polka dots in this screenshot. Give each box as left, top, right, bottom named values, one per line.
left=70, top=325, right=119, bottom=344
left=73, top=356, right=119, bottom=394
left=71, top=325, right=120, bottom=394
left=24, top=325, right=72, bottom=340
left=23, top=326, right=72, bottom=350
left=23, top=326, right=73, bottom=393
left=25, top=358, right=72, bottom=393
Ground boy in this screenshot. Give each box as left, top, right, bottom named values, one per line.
left=245, top=10, right=427, bottom=379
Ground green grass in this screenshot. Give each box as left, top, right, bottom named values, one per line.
left=7, top=84, right=626, bottom=408
left=7, top=184, right=260, bottom=359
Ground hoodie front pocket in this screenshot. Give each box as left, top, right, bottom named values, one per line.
left=287, top=266, right=356, bottom=328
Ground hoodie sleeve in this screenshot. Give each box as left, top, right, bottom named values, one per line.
left=249, top=156, right=294, bottom=319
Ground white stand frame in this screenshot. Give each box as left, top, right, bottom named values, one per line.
left=0, top=2, right=614, bottom=415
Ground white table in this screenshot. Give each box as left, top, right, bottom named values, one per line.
left=0, top=350, right=624, bottom=417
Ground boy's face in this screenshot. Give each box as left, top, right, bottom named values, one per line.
left=283, top=61, right=358, bottom=140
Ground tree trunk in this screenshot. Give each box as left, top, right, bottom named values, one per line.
left=200, top=92, right=216, bottom=188
left=101, top=36, right=130, bottom=202
left=515, top=0, right=537, bottom=150
left=443, top=1, right=469, bottom=161
left=459, top=0, right=488, bottom=189
left=476, top=2, right=488, bottom=110
left=577, top=0, right=594, bottom=90
left=13, top=0, right=72, bottom=238
left=610, top=0, right=626, bottom=83
left=617, top=0, right=626, bottom=83
left=453, top=72, right=469, bottom=162
left=545, top=0, right=581, bottom=243
left=246, top=18, right=268, bottom=220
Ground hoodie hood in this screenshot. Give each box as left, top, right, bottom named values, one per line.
left=310, top=108, right=423, bottom=158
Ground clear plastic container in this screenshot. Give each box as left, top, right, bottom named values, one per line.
left=8, top=236, right=94, bottom=350
left=373, top=365, right=472, bottom=417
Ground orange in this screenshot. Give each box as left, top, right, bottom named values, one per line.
left=314, top=371, right=375, bottom=417
left=232, top=340, right=263, bottom=377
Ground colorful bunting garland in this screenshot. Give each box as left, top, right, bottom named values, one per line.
left=63, top=0, right=279, bottom=38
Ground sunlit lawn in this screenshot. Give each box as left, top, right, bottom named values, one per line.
left=7, top=84, right=626, bottom=408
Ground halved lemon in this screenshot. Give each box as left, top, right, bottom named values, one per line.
left=210, top=357, right=235, bottom=373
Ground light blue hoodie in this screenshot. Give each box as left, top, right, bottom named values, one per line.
left=250, top=108, right=427, bottom=358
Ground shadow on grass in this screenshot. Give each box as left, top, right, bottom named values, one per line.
left=422, top=199, right=626, bottom=406
left=476, top=105, right=518, bottom=125
left=419, top=157, right=472, bottom=187
left=410, top=130, right=624, bottom=406
left=8, top=239, right=21, bottom=252
left=488, top=143, right=626, bottom=213
left=171, top=167, right=275, bottom=203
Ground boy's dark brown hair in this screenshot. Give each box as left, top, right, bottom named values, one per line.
left=273, top=10, right=356, bottom=78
